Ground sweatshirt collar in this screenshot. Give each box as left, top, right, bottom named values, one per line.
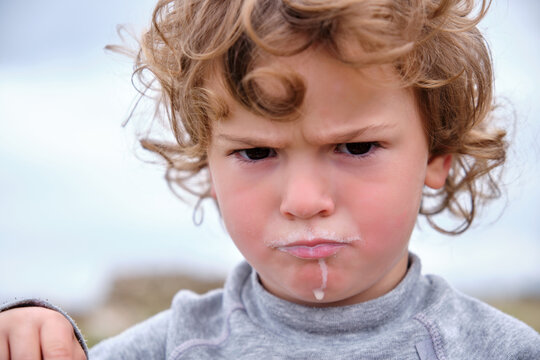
left=237, top=253, right=426, bottom=337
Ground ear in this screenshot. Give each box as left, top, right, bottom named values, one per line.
left=424, top=154, right=452, bottom=189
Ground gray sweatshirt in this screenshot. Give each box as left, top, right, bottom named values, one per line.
left=2, top=254, right=539, bottom=359
left=90, top=254, right=539, bottom=359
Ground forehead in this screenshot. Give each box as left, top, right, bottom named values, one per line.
left=209, top=48, right=418, bottom=143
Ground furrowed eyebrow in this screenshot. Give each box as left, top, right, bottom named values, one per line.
left=215, top=123, right=396, bottom=147
left=311, top=123, right=397, bottom=144
left=215, top=133, right=286, bottom=148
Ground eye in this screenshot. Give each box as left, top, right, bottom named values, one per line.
left=335, top=142, right=378, bottom=156
left=235, top=147, right=276, bottom=161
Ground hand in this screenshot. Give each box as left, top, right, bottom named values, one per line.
left=0, top=307, right=86, bottom=360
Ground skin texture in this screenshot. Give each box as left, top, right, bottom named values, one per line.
left=208, top=48, right=451, bottom=307
left=0, top=307, right=86, bottom=360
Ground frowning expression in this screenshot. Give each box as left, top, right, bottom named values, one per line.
left=207, top=49, right=450, bottom=306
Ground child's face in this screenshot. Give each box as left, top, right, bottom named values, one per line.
left=207, top=49, right=450, bottom=306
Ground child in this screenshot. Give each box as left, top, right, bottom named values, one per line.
left=1, top=0, right=539, bottom=359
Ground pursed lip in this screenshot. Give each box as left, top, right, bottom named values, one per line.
left=276, top=240, right=348, bottom=259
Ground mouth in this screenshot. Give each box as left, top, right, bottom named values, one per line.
left=277, top=241, right=348, bottom=259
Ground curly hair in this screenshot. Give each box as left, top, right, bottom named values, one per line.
left=122, top=0, right=506, bottom=235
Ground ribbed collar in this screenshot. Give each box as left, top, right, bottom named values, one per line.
left=231, top=253, right=426, bottom=339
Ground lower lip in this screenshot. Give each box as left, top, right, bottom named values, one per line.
left=278, top=243, right=346, bottom=259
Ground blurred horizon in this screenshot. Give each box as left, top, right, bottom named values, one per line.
left=1, top=0, right=539, bottom=314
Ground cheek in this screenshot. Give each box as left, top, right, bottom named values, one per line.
left=343, top=171, right=423, bottom=252
left=214, top=175, right=274, bottom=257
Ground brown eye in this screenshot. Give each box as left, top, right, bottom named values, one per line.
left=238, top=147, right=276, bottom=161
left=336, top=142, right=375, bottom=156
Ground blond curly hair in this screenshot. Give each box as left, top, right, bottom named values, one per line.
left=122, top=0, right=506, bottom=235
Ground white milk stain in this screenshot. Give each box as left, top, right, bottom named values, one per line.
left=264, top=229, right=361, bottom=248
left=313, top=259, right=328, bottom=301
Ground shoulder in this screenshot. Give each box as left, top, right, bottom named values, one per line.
left=89, top=288, right=231, bottom=359
left=168, top=262, right=251, bottom=343
left=169, top=287, right=228, bottom=333
left=90, top=262, right=252, bottom=358
left=416, top=274, right=540, bottom=359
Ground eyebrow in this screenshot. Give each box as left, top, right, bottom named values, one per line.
left=215, top=123, right=396, bottom=147
left=315, top=123, right=397, bottom=144
left=215, top=133, right=286, bottom=148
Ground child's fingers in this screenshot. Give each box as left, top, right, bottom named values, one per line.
left=7, top=322, right=42, bottom=360
left=0, top=307, right=84, bottom=360
left=72, top=342, right=87, bottom=360
left=40, top=312, right=86, bottom=360
left=0, top=335, right=10, bottom=360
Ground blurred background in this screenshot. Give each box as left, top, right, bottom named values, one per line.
left=1, top=0, right=539, bottom=343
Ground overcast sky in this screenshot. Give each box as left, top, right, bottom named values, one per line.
left=1, top=0, right=539, bottom=312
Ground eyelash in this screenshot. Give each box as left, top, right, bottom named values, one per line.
left=335, top=142, right=381, bottom=159
left=231, top=142, right=381, bottom=163
left=231, top=147, right=278, bottom=163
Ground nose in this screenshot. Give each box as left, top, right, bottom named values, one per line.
left=279, top=163, right=335, bottom=220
